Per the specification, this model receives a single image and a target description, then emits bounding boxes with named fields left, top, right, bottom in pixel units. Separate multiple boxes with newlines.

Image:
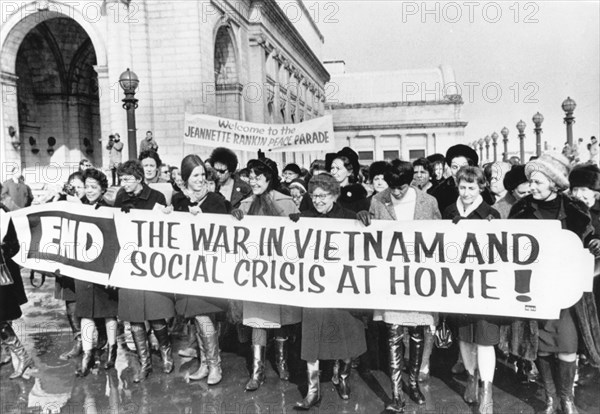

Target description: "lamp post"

left=119, top=68, right=140, bottom=159
left=501, top=127, right=509, bottom=161
left=491, top=132, right=499, bottom=162
left=478, top=138, right=484, bottom=162
left=484, top=135, right=491, bottom=162
left=517, top=120, right=526, bottom=164
left=561, top=97, right=576, bottom=147
left=532, top=112, right=544, bottom=157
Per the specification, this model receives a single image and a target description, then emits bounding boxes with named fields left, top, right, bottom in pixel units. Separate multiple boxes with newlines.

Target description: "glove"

left=54, top=268, right=62, bottom=278
left=452, top=216, right=462, bottom=224
left=289, top=213, right=301, bottom=223
left=95, top=203, right=102, bottom=210
left=486, top=214, right=495, bottom=221
left=121, top=205, right=131, bottom=213
left=231, top=208, right=244, bottom=220
left=589, top=239, right=600, bottom=256
left=356, top=210, right=371, bottom=226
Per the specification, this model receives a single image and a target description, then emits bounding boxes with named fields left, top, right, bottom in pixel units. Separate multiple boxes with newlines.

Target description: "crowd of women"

left=1, top=143, right=600, bottom=414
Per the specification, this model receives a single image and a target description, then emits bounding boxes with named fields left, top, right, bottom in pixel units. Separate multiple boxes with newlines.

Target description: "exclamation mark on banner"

left=515, top=270, right=532, bottom=302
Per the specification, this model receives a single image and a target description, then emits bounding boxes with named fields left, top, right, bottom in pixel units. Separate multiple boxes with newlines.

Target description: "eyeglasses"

left=120, top=176, right=138, bottom=183
left=213, top=168, right=228, bottom=174
left=310, top=193, right=331, bottom=201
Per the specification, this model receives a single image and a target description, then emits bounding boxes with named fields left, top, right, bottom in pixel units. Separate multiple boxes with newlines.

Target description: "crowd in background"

left=2, top=137, right=600, bottom=414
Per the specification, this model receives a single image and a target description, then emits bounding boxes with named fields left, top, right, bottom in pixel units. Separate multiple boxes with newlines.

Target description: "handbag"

left=433, top=316, right=453, bottom=349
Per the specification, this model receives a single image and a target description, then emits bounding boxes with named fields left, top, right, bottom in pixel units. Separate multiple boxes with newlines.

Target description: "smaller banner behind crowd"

left=5, top=202, right=595, bottom=320
left=183, top=113, right=335, bottom=153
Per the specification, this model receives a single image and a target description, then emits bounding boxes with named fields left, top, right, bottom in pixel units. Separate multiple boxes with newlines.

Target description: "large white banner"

left=183, top=113, right=335, bottom=152
left=6, top=202, right=595, bottom=320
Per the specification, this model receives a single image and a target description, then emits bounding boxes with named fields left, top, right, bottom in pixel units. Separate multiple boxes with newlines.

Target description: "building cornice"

left=326, top=96, right=464, bottom=110
left=333, top=121, right=469, bottom=131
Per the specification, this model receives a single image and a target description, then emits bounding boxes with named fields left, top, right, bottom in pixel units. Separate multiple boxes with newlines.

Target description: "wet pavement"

left=1, top=269, right=599, bottom=414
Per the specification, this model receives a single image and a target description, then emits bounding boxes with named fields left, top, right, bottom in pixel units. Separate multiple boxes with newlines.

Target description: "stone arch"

left=1, top=4, right=106, bottom=169
left=213, top=24, right=241, bottom=120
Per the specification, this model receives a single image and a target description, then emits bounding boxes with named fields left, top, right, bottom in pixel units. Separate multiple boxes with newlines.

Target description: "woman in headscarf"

left=171, top=154, right=228, bottom=385
left=293, top=173, right=367, bottom=409
left=443, top=166, right=501, bottom=414
left=74, top=169, right=119, bottom=376
left=361, top=161, right=441, bottom=413
left=114, top=160, right=173, bottom=383
left=231, top=157, right=301, bottom=391
left=510, top=153, right=600, bottom=414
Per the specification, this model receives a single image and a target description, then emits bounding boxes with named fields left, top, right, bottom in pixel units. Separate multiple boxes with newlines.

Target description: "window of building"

left=383, top=150, right=399, bottom=161
left=409, top=149, right=426, bottom=161
left=358, top=151, right=374, bottom=162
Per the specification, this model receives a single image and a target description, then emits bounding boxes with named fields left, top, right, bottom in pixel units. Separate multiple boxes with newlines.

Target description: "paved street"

left=1, top=269, right=598, bottom=414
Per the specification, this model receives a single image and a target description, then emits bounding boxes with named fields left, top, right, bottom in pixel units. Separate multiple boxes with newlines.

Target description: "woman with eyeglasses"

left=231, top=157, right=301, bottom=392
left=74, top=168, right=119, bottom=376
left=360, top=161, right=441, bottom=413
left=169, top=154, right=228, bottom=385
left=114, top=160, right=174, bottom=383
left=293, top=173, right=366, bottom=410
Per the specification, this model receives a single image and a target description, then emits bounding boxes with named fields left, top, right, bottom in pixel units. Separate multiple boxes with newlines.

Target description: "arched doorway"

left=15, top=17, right=100, bottom=168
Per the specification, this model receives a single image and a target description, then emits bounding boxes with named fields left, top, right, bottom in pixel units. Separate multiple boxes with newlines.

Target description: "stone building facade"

left=0, top=0, right=329, bottom=181
left=324, top=61, right=467, bottom=163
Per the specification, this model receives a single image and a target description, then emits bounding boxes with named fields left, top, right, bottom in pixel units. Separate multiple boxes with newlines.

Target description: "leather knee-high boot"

left=556, top=359, right=579, bottom=414
left=187, top=317, right=208, bottom=381
left=294, top=362, right=321, bottom=410
left=274, top=337, right=290, bottom=381
left=131, top=323, right=152, bottom=383
left=407, top=327, right=425, bottom=405
left=153, top=325, right=173, bottom=374
left=0, top=322, right=33, bottom=379
left=385, top=324, right=406, bottom=413
left=178, top=320, right=198, bottom=358
left=60, top=301, right=82, bottom=360
left=245, top=344, right=266, bottom=391
left=536, top=355, right=558, bottom=414
left=197, top=318, right=222, bottom=385
left=334, top=359, right=352, bottom=400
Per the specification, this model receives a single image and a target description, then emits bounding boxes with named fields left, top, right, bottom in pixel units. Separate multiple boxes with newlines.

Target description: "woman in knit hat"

left=509, top=152, right=600, bottom=414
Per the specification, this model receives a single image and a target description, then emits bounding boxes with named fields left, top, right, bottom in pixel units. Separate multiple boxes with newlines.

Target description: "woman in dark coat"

left=171, top=155, right=228, bottom=385
left=443, top=166, right=501, bottom=414
left=74, top=168, right=119, bottom=376
left=0, top=204, right=32, bottom=379
left=114, top=160, right=173, bottom=383
left=325, top=147, right=370, bottom=213
left=509, top=153, right=600, bottom=414
left=293, top=173, right=367, bottom=410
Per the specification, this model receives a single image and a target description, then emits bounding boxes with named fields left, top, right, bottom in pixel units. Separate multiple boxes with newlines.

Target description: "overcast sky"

left=306, top=0, right=599, bottom=153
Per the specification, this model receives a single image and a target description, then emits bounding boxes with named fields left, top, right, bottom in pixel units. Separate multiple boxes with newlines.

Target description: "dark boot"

left=60, top=302, right=82, bottom=360
left=1, top=322, right=34, bottom=379
left=556, top=359, right=579, bottom=414
left=464, top=369, right=480, bottom=404
left=131, top=323, right=152, bottom=383
left=334, top=359, right=352, bottom=400
left=76, top=350, right=94, bottom=377
left=479, top=381, right=493, bottom=414
left=178, top=321, right=198, bottom=358
left=104, top=344, right=117, bottom=370
left=274, top=337, right=290, bottom=381
left=385, top=324, right=406, bottom=413
left=245, top=345, right=266, bottom=391
left=153, top=326, right=173, bottom=374
left=407, top=327, right=425, bottom=405
left=536, top=355, right=558, bottom=414
left=419, top=327, right=434, bottom=382
left=294, top=363, right=321, bottom=410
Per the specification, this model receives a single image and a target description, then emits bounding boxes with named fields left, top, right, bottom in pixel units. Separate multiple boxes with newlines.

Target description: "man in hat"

left=429, top=144, right=479, bottom=213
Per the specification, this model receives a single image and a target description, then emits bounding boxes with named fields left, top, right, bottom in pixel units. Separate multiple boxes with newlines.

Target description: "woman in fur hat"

left=509, top=153, right=600, bottom=414
left=231, top=157, right=301, bottom=392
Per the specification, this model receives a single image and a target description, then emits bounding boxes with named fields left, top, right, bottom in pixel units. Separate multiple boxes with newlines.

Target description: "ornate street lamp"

left=561, top=97, right=576, bottom=146
left=484, top=135, right=491, bottom=162
left=516, top=120, right=526, bottom=164
left=491, top=132, right=499, bottom=162
left=532, top=112, right=544, bottom=157
left=119, top=68, right=140, bottom=159
left=501, top=127, right=509, bottom=162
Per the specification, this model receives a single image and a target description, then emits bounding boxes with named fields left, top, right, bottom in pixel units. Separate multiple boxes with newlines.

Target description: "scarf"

left=456, top=194, right=483, bottom=218
left=247, top=191, right=283, bottom=216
